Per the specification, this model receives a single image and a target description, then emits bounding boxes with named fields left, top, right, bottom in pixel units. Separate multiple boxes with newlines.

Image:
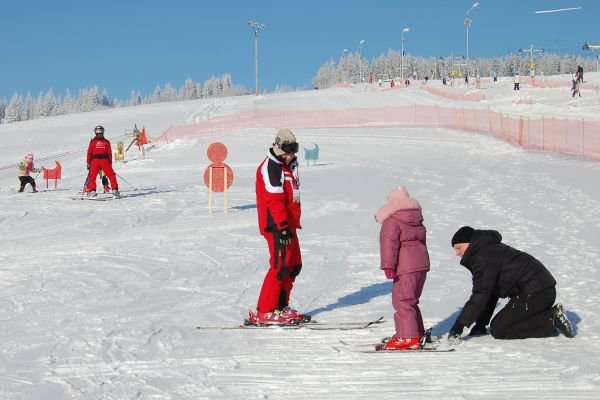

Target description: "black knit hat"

left=451, top=226, right=475, bottom=246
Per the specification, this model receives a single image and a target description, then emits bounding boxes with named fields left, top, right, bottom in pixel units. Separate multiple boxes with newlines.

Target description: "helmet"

left=94, top=125, right=105, bottom=135
left=273, top=128, right=298, bottom=155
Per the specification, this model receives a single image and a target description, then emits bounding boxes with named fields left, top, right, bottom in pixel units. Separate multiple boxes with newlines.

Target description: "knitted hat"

left=451, top=226, right=475, bottom=246
left=25, top=153, right=34, bottom=161
left=272, top=128, right=298, bottom=156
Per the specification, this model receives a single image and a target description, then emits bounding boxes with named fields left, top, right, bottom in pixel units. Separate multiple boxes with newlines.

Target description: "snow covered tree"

left=313, top=59, right=338, bottom=89
left=24, top=93, right=35, bottom=120
left=162, top=83, right=177, bottom=102
left=37, top=88, right=58, bottom=117
left=148, top=86, right=162, bottom=103
left=181, top=79, right=198, bottom=100
left=61, top=89, right=76, bottom=114
left=0, top=98, right=6, bottom=123
left=221, top=74, right=234, bottom=95
left=128, top=90, right=142, bottom=106
left=4, top=94, right=24, bottom=123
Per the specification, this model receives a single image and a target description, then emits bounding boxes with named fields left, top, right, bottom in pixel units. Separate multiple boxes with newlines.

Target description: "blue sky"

left=1, top=0, right=597, bottom=100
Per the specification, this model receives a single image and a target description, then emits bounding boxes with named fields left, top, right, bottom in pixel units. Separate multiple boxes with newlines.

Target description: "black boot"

left=552, top=304, right=574, bottom=338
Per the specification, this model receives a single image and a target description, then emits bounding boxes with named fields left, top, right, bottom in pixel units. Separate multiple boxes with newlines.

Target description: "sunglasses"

left=280, top=142, right=299, bottom=154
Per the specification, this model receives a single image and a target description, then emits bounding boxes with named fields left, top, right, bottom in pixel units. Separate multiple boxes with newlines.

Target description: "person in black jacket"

left=448, top=226, right=574, bottom=340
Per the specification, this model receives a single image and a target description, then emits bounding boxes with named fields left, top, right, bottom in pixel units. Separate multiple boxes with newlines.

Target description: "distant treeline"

left=0, top=74, right=249, bottom=124
left=313, top=51, right=598, bottom=88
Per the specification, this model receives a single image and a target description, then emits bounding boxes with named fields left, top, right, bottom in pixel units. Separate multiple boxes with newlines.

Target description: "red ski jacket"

left=255, top=149, right=301, bottom=235
left=87, top=137, right=113, bottom=165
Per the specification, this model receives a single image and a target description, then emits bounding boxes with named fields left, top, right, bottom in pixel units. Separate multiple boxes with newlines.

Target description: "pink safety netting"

left=156, top=105, right=600, bottom=160
left=423, top=86, right=486, bottom=102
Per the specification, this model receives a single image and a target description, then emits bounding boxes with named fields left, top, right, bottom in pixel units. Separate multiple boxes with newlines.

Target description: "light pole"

left=248, top=20, right=265, bottom=96
left=519, top=45, right=544, bottom=77
left=401, top=27, right=411, bottom=83
left=464, top=2, right=479, bottom=73
left=358, top=39, right=366, bottom=83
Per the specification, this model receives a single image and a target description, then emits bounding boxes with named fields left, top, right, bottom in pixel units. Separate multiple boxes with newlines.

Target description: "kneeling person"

left=449, top=226, right=573, bottom=340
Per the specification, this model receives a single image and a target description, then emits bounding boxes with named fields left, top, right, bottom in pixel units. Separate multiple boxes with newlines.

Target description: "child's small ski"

left=360, top=346, right=455, bottom=354
left=195, top=316, right=385, bottom=331
left=71, top=195, right=114, bottom=201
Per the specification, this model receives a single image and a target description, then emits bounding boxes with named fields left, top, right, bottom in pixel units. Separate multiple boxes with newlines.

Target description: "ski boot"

left=112, top=189, right=121, bottom=199
left=552, top=303, right=574, bottom=338
left=87, top=190, right=97, bottom=198
left=245, top=310, right=297, bottom=326
left=278, top=307, right=311, bottom=323
left=376, top=336, right=422, bottom=351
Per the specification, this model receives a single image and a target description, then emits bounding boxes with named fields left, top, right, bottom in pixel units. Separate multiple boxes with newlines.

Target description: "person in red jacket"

left=247, top=128, right=305, bottom=326
left=86, top=125, right=120, bottom=198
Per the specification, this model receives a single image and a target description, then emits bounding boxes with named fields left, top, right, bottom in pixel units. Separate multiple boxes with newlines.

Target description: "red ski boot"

left=278, top=307, right=311, bottom=323
left=378, top=336, right=422, bottom=351
left=245, top=310, right=296, bottom=326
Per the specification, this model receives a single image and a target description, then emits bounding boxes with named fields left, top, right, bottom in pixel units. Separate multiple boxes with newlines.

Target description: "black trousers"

left=490, top=287, right=557, bottom=339
left=18, top=176, right=36, bottom=192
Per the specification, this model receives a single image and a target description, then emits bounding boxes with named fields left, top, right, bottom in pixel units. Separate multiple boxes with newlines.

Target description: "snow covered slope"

left=1, top=82, right=600, bottom=399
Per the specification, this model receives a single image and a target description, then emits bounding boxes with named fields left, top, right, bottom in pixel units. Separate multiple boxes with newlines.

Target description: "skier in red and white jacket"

left=248, top=128, right=306, bottom=326
left=85, top=125, right=120, bottom=198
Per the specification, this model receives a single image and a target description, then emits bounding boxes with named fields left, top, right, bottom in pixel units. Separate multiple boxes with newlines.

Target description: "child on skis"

left=375, top=186, right=430, bottom=350
left=17, top=153, right=40, bottom=193
left=85, top=125, right=120, bottom=198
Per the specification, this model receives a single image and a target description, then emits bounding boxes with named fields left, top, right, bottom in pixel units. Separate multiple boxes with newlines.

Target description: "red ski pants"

left=87, top=159, right=118, bottom=191
left=256, top=229, right=302, bottom=313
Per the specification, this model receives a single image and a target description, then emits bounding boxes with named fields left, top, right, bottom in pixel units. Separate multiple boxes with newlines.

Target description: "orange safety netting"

left=156, top=105, right=600, bottom=160
left=422, top=86, right=486, bottom=102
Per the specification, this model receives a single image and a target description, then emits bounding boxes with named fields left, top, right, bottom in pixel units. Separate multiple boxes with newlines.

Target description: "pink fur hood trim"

left=375, top=186, right=421, bottom=223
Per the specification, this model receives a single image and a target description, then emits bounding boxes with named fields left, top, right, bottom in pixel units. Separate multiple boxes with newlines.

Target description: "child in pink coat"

left=375, top=186, right=430, bottom=350
left=17, top=153, right=40, bottom=193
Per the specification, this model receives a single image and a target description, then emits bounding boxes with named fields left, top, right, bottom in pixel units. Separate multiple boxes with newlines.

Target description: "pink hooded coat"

left=376, top=187, right=430, bottom=275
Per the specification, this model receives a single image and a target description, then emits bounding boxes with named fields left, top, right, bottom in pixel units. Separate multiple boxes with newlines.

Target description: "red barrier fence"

left=157, top=105, right=600, bottom=160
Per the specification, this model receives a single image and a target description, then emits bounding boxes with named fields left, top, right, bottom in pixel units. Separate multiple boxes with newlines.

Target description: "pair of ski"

left=72, top=195, right=118, bottom=201
left=195, top=317, right=454, bottom=352
left=195, top=316, right=386, bottom=331
left=361, top=329, right=455, bottom=353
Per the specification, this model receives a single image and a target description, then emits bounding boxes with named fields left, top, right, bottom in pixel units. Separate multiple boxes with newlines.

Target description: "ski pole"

left=116, top=173, right=138, bottom=190
left=81, top=175, right=89, bottom=200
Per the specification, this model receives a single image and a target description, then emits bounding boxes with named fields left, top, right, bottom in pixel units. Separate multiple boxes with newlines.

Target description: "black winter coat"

left=456, top=230, right=556, bottom=328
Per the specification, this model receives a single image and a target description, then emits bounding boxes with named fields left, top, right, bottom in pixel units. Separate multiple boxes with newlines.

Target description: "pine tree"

left=4, top=94, right=24, bottom=123
left=0, top=97, right=6, bottom=123
left=181, top=79, right=197, bottom=100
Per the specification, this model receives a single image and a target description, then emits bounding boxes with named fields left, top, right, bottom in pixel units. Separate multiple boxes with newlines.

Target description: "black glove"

left=468, top=323, right=488, bottom=337
left=448, top=322, right=464, bottom=339
left=87, top=163, right=90, bottom=171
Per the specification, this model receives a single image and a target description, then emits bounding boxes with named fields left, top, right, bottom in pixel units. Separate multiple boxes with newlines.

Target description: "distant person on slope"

left=375, top=186, right=430, bottom=350
left=571, top=76, right=581, bottom=98
left=17, top=153, right=40, bottom=193
left=576, top=65, right=583, bottom=83
left=85, top=125, right=120, bottom=198
left=513, top=73, right=520, bottom=91
left=448, top=226, right=574, bottom=341
left=248, top=129, right=305, bottom=326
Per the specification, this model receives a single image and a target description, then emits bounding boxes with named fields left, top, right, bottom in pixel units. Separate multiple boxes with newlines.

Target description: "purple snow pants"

left=392, top=271, right=427, bottom=338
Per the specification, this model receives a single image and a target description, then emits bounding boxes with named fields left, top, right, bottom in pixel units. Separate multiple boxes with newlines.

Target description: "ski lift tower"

left=248, top=20, right=266, bottom=96
left=583, top=42, right=600, bottom=73
left=519, top=45, right=544, bottom=78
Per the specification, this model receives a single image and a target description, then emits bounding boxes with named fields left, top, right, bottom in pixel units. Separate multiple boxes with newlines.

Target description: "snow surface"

left=1, top=78, right=600, bottom=399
